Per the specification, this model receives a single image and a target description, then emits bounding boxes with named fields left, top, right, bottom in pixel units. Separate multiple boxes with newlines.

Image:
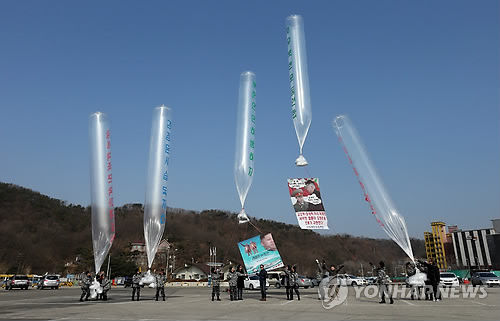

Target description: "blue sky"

left=1, top=0, right=498, bottom=239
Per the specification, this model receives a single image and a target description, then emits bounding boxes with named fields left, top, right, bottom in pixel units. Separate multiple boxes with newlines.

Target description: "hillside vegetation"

left=0, top=182, right=424, bottom=276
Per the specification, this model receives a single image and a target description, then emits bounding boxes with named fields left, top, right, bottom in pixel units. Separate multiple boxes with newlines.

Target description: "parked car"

left=471, top=272, right=500, bottom=287
left=364, top=276, right=377, bottom=285
left=123, top=276, right=133, bottom=288
left=308, top=276, right=320, bottom=287
left=5, top=275, right=30, bottom=290
left=334, top=274, right=367, bottom=286
left=439, top=272, right=459, bottom=287
left=38, top=275, right=60, bottom=290
left=244, top=275, right=269, bottom=290
left=267, top=271, right=283, bottom=288
left=296, top=275, right=313, bottom=288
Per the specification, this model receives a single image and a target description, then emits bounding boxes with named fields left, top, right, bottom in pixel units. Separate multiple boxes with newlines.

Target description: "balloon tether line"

left=303, top=164, right=312, bottom=178
left=248, top=220, right=263, bottom=234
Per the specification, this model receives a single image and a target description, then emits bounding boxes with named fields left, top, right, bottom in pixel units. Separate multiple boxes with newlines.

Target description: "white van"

left=267, top=271, right=284, bottom=288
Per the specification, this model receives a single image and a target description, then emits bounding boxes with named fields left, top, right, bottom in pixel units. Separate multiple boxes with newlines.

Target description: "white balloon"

left=333, top=115, right=414, bottom=262
left=89, top=112, right=115, bottom=274
left=140, top=270, right=156, bottom=286
left=89, top=277, right=102, bottom=299
left=234, top=71, right=256, bottom=224
left=144, top=106, right=173, bottom=268
left=286, top=15, right=312, bottom=166
left=408, top=269, right=427, bottom=286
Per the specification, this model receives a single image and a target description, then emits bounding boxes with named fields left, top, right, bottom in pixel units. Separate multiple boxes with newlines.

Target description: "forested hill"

left=0, top=182, right=425, bottom=276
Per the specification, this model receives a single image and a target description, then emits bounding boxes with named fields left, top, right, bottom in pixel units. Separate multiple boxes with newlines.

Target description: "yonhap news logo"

left=319, top=283, right=489, bottom=308
left=318, top=277, right=348, bottom=309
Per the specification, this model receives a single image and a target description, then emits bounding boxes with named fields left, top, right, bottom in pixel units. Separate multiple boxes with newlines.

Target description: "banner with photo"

left=237, top=233, right=284, bottom=275
left=288, top=178, right=329, bottom=229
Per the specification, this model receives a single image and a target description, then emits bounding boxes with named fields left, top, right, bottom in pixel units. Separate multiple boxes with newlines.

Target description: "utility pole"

left=166, top=246, right=170, bottom=279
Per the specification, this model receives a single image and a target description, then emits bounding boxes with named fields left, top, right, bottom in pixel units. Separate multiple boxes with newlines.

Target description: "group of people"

left=79, top=269, right=167, bottom=302
left=282, top=265, right=300, bottom=300
left=220, top=264, right=301, bottom=302
left=131, top=269, right=167, bottom=301
left=210, top=264, right=268, bottom=302
left=316, top=259, right=394, bottom=304
left=406, top=258, right=442, bottom=301
left=79, top=271, right=111, bottom=302
left=78, top=257, right=443, bottom=304
left=209, top=263, right=304, bottom=302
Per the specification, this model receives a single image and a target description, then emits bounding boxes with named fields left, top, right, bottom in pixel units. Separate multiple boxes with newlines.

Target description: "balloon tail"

left=237, top=209, right=250, bottom=224
left=295, top=154, right=308, bottom=166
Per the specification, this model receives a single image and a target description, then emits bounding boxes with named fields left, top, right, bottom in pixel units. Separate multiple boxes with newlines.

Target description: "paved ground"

left=0, top=286, right=499, bottom=320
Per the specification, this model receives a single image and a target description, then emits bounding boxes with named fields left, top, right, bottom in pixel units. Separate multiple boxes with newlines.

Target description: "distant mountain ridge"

left=0, top=182, right=425, bottom=275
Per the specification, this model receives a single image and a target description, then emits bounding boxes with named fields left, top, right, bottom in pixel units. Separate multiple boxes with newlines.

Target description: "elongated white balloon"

left=234, top=71, right=256, bottom=224
left=333, top=115, right=414, bottom=262
left=144, top=105, right=173, bottom=268
left=286, top=14, right=312, bottom=166
left=89, top=112, right=115, bottom=273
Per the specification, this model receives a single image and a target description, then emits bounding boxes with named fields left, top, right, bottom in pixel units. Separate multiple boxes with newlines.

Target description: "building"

left=486, top=219, right=500, bottom=270
left=451, top=227, right=495, bottom=269
left=492, top=219, right=500, bottom=234
left=172, top=264, right=208, bottom=281
left=130, top=239, right=171, bottom=271
left=487, top=234, right=500, bottom=270
left=424, top=222, right=449, bottom=270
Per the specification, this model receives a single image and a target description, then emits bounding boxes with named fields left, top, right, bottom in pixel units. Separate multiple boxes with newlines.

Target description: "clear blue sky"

left=1, top=0, right=498, bottom=239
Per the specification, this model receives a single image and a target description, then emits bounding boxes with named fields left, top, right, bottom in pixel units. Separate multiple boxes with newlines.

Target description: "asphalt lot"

left=0, top=286, right=499, bottom=320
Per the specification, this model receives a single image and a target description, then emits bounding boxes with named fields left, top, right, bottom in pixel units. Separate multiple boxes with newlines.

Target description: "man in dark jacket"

left=419, top=258, right=441, bottom=301
left=258, top=265, right=267, bottom=301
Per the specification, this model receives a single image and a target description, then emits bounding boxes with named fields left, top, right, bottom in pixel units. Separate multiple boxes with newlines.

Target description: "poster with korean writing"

left=288, top=178, right=329, bottom=229
left=238, top=233, right=284, bottom=275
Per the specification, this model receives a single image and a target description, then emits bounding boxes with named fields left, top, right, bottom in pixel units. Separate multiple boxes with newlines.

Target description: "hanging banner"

left=287, top=178, right=329, bottom=230
left=238, top=234, right=284, bottom=275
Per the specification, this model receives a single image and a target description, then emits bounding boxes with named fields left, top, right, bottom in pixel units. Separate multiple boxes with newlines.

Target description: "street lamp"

left=466, top=235, right=477, bottom=278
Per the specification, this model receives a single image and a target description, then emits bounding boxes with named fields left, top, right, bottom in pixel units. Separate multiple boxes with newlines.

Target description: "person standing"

left=131, top=269, right=142, bottom=301
left=155, top=269, right=166, bottom=301
left=258, top=264, right=267, bottom=301
left=316, top=259, right=343, bottom=300
left=370, top=261, right=393, bottom=304
left=291, top=265, right=300, bottom=300
left=99, top=272, right=111, bottom=301
left=227, top=266, right=238, bottom=301
left=284, top=266, right=292, bottom=300
left=419, top=258, right=441, bottom=302
left=79, top=271, right=91, bottom=302
left=210, top=267, right=222, bottom=301
left=236, top=265, right=246, bottom=300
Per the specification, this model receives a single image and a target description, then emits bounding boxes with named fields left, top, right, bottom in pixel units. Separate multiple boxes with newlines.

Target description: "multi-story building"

left=449, top=219, right=499, bottom=270
left=424, top=222, right=449, bottom=270
left=487, top=219, right=500, bottom=269
left=130, top=239, right=171, bottom=271
left=451, top=228, right=495, bottom=269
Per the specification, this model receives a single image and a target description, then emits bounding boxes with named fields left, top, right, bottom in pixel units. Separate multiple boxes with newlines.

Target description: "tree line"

left=0, top=182, right=424, bottom=277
